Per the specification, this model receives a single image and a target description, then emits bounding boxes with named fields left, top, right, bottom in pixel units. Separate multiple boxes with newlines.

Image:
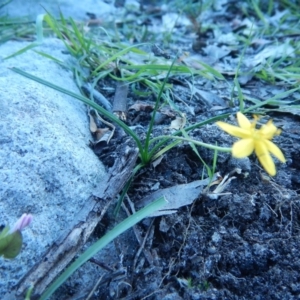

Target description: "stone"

left=0, top=38, right=107, bottom=295
left=2, top=0, right=114, bottom=21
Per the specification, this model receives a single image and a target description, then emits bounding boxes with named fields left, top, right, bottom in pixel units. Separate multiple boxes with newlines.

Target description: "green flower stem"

left=148, top=113, right=232, bottom=159
left=150, top=135, right=232, bottom=160
left=151, top=139, right=181, bottom=161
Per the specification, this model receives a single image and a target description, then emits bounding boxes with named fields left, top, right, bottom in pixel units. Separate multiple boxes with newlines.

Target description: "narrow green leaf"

left=33, top=50, right=64, bottom=64
left=143, top=55, right=178, bottom=162
left=114, top=163, right=144, bottom=216
left=92, top=43, right=149, bottom=76
left=4, top=13, right=45, bottom=59
left=151, top=139, right=181, bottom=161
left=234, top=77, right=244, bottom=111
left=40, top=196, right=166, bottom=300
left=0, top=0, right=12, bottom=9
left=4, top=42, right=39, bottom=60
left=35, top=13, right=46, bottom=42
left=69, top=18, right=87, bottom=52
left=182, top=129, right=213, bottom=179
left=10, top=67, right=144, bottom=154
left=193, top=60, right=225, bottom=79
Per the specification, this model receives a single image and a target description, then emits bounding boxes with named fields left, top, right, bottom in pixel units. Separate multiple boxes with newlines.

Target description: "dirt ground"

left=89, top=86, right=300, bottom=300
left=60, top=1, right=300, bottom=299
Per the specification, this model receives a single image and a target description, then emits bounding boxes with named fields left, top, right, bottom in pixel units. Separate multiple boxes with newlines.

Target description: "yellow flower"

left=216, top=112, right=286, bottom=176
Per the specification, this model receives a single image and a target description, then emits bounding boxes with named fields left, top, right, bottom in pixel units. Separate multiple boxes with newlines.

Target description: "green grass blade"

left=251, top=0, right=268, bottom=26
left=69, top=17, right=89, bottom=53
left=35, top=13, right=45, bottom=42
left=4, top=42, right=40, bottom=59
left=40, top=196, right=166, bottom=300
left=267, top=0, right=274, bottom=15
left=25, top=285, right=34, bottom=300
left=142, top=56, right=178, bottom=162
left=244, top=87, right=300, bottom=112
left=3, top=13, right=45, bottom=59
left=91, top=43, right=148, bottom=76
left=182, top=129, right=213, bottom=180
left=43, top=13, right=60, bottom=36
left=192, top=60, right=225, bottom=80
left=33, top=50, right=65, bottom=65
left=234, top=77, right=244, bottom=111
left=113, top=163, right=144, bottom=216
left=43, top=13, right=78, bottom=56
left=151, top=139, right=181, bottom=161
left=0, top=0, right=12, bottom=9
left=212, top=145, right=218, bottom=175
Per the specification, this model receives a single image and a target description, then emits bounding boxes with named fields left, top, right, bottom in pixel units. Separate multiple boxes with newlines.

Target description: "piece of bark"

left=4, top=146, right=139, bottom=300
left=112, top=82, right=128, bottom=121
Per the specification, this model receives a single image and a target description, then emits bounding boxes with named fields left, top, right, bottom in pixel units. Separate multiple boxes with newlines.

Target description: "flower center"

left=250, top=126, right=262, bottom=140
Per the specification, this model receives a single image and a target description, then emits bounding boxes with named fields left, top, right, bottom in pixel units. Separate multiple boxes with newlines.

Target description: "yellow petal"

left=255, top=141, right=276, bottom=176
left=216, top=122, right=251, bottom=138
left=265, top=140, right=286, bottom=163
left=260, top=120, right=280, bottom=139
left=232, top=138, right=254, bottom=158
left=237, top=112, right=251, bottom=129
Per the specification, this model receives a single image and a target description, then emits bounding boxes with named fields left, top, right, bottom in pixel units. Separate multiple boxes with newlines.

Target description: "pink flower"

left=10, top=214, right=33, bottom=233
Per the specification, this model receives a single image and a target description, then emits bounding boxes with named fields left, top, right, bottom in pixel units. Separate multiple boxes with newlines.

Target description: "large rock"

left=0, top=39, right=107, bottom=294
left=2, top=0, right=114, bottom=21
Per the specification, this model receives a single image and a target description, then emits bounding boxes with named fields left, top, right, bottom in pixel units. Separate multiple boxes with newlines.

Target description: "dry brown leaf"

left=169, top=114, right=186, bottom=130
left=159, top=107, right=176, bottom=118
left=95, top=128, right=110, bottom=141
left=129, top=101, right=154, bottom=112
left=136, top=175, right=218, bottom=217
left=89, top=113, right=98, bottom=133
left=152, top=155, right=164, bottom=168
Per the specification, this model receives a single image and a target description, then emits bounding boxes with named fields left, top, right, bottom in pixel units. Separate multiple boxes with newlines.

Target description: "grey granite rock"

left=0, top=39, right=107, bottom=295
left=2, top=0, right=115, bottom=21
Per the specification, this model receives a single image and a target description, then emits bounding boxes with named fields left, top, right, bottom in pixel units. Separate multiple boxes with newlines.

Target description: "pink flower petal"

left=11, top=214, right=33, bottom=233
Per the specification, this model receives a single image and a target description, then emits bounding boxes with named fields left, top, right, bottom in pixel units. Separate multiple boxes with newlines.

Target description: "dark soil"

left=67, top=1, right=300, bottom=299
left=88, top=82, right=300, bottom=300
